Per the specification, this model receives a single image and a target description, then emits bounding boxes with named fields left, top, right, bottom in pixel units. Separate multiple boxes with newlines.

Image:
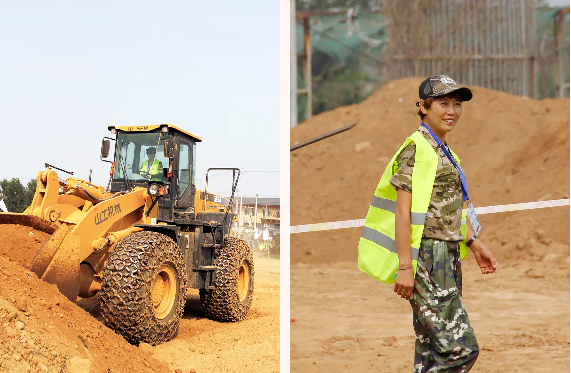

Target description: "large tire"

left=100, top=231, right=187, bottom=345
left=199, top=237, right=254, bottom=322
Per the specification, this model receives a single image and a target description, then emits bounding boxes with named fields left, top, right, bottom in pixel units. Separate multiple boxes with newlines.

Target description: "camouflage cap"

left=418, top=75, right=472, bottom=102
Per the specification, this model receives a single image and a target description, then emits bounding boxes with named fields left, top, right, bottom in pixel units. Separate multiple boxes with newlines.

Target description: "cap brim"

left=437, top=86, right=472, bottom=101
left=454, top=87, right=473, bottom=101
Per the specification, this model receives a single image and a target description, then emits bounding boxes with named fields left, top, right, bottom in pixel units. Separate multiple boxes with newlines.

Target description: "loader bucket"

left=0, top=213, right=81, bottom=301
left=0, top=213, right=58, bottom=235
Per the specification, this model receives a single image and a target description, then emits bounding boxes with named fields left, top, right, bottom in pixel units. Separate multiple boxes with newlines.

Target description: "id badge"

left=466, top=203, right=481, bottom=236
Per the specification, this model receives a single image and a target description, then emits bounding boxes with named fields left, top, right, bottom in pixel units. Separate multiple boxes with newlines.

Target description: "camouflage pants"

left=409, top=238, right=479, bottom=373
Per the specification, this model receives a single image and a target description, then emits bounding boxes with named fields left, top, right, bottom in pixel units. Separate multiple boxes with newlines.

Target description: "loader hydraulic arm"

left=6, top=167, right=153, bottom=301
left=25, top=169, right=61, bottom=218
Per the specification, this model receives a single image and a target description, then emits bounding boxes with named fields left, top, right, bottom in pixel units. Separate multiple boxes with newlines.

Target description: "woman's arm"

left=466, top=221, right=499, bottom=274
left=394, top=187, right=415, bottom=299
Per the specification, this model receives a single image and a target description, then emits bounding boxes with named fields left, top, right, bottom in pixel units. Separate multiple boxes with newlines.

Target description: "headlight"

left=149, top=184, right=159, bottom=196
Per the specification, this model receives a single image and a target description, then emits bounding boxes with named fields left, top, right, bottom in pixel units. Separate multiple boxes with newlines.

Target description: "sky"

left=0, top=1, right=279, bottom=198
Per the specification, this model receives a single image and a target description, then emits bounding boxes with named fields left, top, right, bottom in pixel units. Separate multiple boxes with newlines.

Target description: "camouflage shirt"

left=389, top=126, right=464, bottom=242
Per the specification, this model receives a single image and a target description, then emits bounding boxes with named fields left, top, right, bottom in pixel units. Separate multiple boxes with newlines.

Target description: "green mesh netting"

left=296, top=8, right=569, bottom=122
left=296, top=13, right=387, bottom=121
left=296, top=13, right=387, bottom=66
left=536, top=7, right=570, bottom=98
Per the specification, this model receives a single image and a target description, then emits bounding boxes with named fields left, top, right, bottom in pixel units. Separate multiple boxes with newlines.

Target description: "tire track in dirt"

left=145, top=257, right=280, bottom=372
left=291, top=260, right=569, bottom=372
left=79, top=256, right=280, bottom=373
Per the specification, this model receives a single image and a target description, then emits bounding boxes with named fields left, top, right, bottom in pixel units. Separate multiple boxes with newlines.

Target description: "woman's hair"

left=417, top=92, right=463, bottom=119
left=417, top=97, right=435, bottom=120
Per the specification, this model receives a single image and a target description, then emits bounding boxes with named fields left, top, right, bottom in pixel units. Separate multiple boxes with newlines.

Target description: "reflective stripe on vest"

left=371, top=196, right=427, bottom=226
left=361, top=226, right=420, bottom=260
left=358, top=131, right=468, bottom=284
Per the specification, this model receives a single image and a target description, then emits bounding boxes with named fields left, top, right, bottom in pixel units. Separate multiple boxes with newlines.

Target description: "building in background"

left=232, top=197, right=280, bottom=256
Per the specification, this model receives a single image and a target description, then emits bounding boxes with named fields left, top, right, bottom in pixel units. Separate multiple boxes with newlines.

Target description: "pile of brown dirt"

left=291, top=77, right=570, bottom=265
left=0, top=225, right=51, bottom=268
left=0, top=223, right=279, bottom=373
left=0, top=225, right=173, bottom=373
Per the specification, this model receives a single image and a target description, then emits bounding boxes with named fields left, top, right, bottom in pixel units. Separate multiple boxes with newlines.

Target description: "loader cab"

left=105, top=124, right=202, bottom=222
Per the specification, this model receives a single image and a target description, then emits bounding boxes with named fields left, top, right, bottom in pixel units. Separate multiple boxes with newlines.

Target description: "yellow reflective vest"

left=358, top=131, right=468, bottom=284
left=140, top=159, right=162, bottom=178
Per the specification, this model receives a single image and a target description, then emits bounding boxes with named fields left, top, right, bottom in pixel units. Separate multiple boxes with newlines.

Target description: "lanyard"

left=421, top=123, right=470, bottom=202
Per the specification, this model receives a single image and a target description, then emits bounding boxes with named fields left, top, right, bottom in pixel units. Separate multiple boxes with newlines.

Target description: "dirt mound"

left=291, top=77, right=570, bottom=265
left=291, top=258, right=570, bottom=372
left=0, top=225, right=51, bottom=268
left=0, top=226, right=172, bottom=373
left=0, top=224, right=279, bottom=372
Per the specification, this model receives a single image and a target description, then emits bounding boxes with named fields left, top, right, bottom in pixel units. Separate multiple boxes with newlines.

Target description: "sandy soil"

left=81, top=256, right=280, bottom=373
left=0, top=225, right=51, bottom=268
left=290, top=78, right=570, bottom=372
left=0, top=226, right=279, bottom=373
left=291, top=257, right=569, bottom=373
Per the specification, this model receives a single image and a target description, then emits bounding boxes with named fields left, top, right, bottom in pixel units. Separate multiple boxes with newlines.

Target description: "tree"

left=24, top=179, right=37, bottom=209
left=311, top=62, right=376, bottom=115
left=0, top=178, right=37, bottom=213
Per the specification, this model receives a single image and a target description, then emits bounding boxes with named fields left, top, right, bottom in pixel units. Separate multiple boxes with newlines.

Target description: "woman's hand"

left=471, top=240, right=498, bottom=274
left=466, top=219, right=498, bottom=274
left=394, top=268, right=415, bottom=300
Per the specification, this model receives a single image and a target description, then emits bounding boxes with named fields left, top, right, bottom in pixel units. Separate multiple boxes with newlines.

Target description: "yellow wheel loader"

left=0, top=124, right=254, bottom=346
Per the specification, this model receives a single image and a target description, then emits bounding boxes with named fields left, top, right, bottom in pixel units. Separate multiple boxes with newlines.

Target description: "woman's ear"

left=419, top=99, right=428, bottom=115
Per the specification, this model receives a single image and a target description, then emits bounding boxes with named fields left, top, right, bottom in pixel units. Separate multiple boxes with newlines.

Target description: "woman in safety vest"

left=358, top=75, right=498, bottom=372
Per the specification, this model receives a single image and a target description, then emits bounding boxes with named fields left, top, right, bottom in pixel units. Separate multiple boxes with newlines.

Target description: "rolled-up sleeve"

left=389, top=142, right=415, bottom=193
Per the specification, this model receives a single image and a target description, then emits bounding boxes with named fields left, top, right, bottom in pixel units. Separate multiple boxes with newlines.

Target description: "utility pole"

left=291, top=0, right=298, bottom=127
left=254, top=193, right=258, bottom=239
left=295, top=12, right=312, bottom=122
left=301, top=15, right=312, bottom=121
left=234, top=188, right=239, bottom=236
left=239, top=191, right=243, bottom=238
left=264, top=204, right=268, bottom=238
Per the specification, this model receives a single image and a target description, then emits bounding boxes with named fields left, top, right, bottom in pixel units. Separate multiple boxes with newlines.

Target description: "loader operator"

left=140, top=147, right=164, bottom=181
left=358, top=75, right=498, bottom=372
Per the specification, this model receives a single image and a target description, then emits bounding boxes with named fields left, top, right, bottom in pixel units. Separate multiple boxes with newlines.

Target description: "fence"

left=388, top=0, right=538, bottom=97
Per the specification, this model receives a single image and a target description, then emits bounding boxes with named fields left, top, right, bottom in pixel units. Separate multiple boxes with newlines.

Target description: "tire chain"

left=199, top=237, right=254, bottom=322
left=100, top=231, right=188, bottom=346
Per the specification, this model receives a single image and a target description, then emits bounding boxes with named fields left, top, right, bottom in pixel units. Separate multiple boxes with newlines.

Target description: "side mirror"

left=164, top=138, right=174, bottom=158
left=101, top=139, right=110, bottom=158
